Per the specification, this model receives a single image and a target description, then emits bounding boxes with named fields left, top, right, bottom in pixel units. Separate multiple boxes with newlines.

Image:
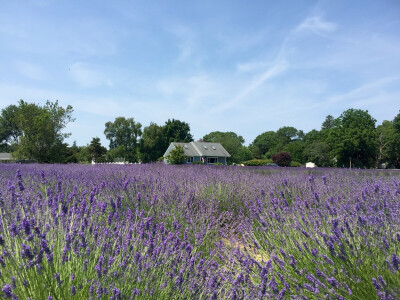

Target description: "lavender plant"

left=0, top=164, right=399, bottom=299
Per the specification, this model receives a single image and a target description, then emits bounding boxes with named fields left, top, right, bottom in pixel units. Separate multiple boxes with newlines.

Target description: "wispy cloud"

left=157, top=75, right=224, bottom=109
left=213, top=60, right=288, bottom=112
left=167, top=25, right=197, bottom=63
left=217, top=28, right=270, bottom=54
left=15, top=61, right=46, bottom=81
left=69, top=62, right=113, bottom=88
left=295, top=16, right=337, bottom=36
left=237, top=60, right=271, bottom=73
left=324, top=77, right=400, bottom=106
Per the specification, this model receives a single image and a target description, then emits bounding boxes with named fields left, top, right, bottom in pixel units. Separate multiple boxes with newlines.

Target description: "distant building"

left=306, top=162, right=316, bottom=168
left=0, top=153, right=14, bottom=163
left=163, top=142, right=231, bottom=165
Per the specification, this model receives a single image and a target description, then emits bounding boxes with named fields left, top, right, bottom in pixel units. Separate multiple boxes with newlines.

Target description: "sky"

left=0, top=0, right=399, bottom=147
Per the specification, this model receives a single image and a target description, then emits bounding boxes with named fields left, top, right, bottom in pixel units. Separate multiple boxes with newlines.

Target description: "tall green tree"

left=0, top=104, right=21, bottom=151
left=276, top=126, right=300, bottom=145
left=304, top=141, right=331, bottom=166
left=63, top=141, right=79, bottom=163
left=393, top=110, right=400, bottom=133
left=249, top=131, right=278, bottom=158
left=282, top=140, right=304, bottom=163
left=140, top=122, right=166, bottom=163
left=163, top=119, right=193, bottom=145
left=376, top=116, right=400, bottom=168
left=7, top=100, right=74, bottom=163
left=391, top=111, right=400, bottom=168
left=321, top=115, right=336, bottom=130
left=104, top=117, right=142, bottom=162
left=76, top=145, right=92, bottom=164
left=302, top=129, right=332, bottom=166
left=203, top=131, right=245, bottom=164
left=329, top=109, right=377, bottom=168
left=235, top=146, right=253, bottom=163
left=88, top=137, right=107, bottom=163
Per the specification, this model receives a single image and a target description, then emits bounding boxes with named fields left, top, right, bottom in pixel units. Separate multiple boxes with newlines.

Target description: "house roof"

left=171, top=142, right=231, bottom=157
left=172, top=142, right=200, bottom=157
left=0, top=153, right=12, bottom=160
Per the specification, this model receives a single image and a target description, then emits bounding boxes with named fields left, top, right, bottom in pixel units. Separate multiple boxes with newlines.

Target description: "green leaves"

left=329, top=109, right=377, bottom=168
left=88, top=137, right=107, bottom=163
left=140, top=123, right=166, bottom=163
left=104, top=117, right=142, bottom=163
left=1, top=100, right=74, bottom=163
left=165, top=145, right=186, bottom=164
left=163, top=119, right=193, bottom=145
left=203, top=131, right=248, bottom=164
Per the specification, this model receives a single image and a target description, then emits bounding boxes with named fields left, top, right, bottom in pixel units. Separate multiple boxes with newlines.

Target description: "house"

left=163, top=142, right=231, bottom=165
left=306, top=162, right=316, bottom=168
left=0, top=153, right=14, bottom=163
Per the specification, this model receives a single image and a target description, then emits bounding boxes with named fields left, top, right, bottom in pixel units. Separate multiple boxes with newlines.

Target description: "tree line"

left=1, top=100, right=399, bottom=168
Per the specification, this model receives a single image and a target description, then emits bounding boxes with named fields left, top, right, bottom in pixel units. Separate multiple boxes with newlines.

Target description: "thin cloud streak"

left=295, top=16, right=337, bottom=35
left=15, top=61, right=46, bottom=81
left=212, top=60, right=288, bottom=112
left=324, top=77, right=400, bottom=105
left=69, top=62, right=113, bottom=88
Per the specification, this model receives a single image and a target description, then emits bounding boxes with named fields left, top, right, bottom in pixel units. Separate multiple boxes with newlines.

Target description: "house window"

left=187, top=156, right=194, bottom=163
left=207, top=157, right=218, bottom=164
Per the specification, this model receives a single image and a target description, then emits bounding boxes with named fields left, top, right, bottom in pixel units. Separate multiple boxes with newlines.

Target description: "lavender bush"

left=0, top=164, right=399, bottom=299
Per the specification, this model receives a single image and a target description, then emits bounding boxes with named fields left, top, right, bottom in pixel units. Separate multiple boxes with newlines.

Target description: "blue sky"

left=1, top=1, right=399, bottom=147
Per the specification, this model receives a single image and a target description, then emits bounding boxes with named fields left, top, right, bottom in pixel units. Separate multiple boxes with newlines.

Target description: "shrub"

left=192, top=161, right=204, bottom=165
left=290, top=161, right=302, bottom=167
left=244, top=159, right=272, bottom=166
left=165, top=145, right=186, bottom=164
left=272, top=151, right=291, bottom=167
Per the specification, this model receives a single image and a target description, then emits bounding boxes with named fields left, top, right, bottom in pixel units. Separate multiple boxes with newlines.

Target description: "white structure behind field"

left=306, top=162, right=316, bottom=168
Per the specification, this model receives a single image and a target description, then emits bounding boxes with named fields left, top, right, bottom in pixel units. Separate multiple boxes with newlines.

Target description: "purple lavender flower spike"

left=372, top=278, right=381, bottom=290
left=392, top=253, right=400, bottom=270
left=2, top=284, right=13, bottom=298
left=71, top=285, right=77, bottom=295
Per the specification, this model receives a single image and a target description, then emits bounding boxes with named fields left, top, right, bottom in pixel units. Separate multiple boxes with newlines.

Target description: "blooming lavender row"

left=0, top=164, right=399, bottom=299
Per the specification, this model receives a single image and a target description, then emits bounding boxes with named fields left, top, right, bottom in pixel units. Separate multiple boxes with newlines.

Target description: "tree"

left=272, top=152, right=291, bottom=167
left=321, top=115, right=336, bottom=130
left=63, top=141, right=79, bottom=163
left=236, top=146, right=253, bottom=163
left=203, top=131, right=245, bottom=164
left=376, top=119, right=400, bottom=168
left=282, top=140, right=304, bottom=163
left=276, top=126, right=300, bottom=144
left=0, top=104, right=21, bottom=152
left=6, top=100, right=74, bottom=163
left=249, top=131, right=278, bottom=158
left=165, top=145, right=186, bottom=164
left=329, top=109, right=377, bottom=168
left=76, top=145, right=92, bottom=164
left=393, top=110, right=400, bottom=133
left=302, top=129, right=332, bottom=166
left=104, top=117, right=142, bottom=162
left=140, top=123, right=166, bottom=163
left=163, top=119, right=193, bottom=145
left=304, top=141, right=331, bottom=167
left=88, top=137, right=107, bottom=163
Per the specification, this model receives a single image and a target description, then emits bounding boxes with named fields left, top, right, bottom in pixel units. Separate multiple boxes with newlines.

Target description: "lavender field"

left=0, top=164, right=399, bottom=299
